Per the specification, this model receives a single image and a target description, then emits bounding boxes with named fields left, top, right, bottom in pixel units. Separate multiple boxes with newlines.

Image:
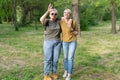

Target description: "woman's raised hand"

left=47, top=3, right=53, bottom=12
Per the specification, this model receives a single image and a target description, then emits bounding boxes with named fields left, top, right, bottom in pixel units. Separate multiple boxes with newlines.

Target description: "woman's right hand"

left=47, top=3, right=53, bottom=12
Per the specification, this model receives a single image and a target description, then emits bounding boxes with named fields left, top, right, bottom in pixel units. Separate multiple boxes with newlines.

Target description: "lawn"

left=0, top=22, right=120, bottom=80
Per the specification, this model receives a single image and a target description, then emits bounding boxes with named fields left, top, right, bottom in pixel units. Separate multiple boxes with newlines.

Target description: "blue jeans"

left=62, top=41, right=77, bottom=74
left=44, top=40, right=61, bottom=75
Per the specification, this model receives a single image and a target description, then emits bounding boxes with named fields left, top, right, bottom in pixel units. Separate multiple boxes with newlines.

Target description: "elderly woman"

left=40, top=3, right=61, bottom=80
left=60, top=9, right=78, bottom=80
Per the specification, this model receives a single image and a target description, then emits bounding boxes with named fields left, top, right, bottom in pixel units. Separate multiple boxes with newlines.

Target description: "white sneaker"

left=63, top=71, right=67, bottom=78
left=65, top=77, right=71, bottom=80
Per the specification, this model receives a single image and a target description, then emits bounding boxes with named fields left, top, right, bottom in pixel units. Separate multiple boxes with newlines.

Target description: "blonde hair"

left=64, top=9, right=72, bottom=15
left=50, top=8, right=58, bottom=13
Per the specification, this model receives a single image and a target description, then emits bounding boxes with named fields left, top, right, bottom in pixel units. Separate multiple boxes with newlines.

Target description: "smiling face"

left=49, top=9, right=58, bottom=21
left=63, top=9, right=71, bottom=19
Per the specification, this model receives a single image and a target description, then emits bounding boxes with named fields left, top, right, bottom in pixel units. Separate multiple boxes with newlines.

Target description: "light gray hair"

left=64, top=9, right=72, bottom=14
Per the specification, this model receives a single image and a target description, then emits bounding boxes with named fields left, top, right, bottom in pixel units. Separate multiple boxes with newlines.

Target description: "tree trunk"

left=21, top=5, right=30, bottom=25
left=13, top=0, right=18, bottom=31
left=72, top=0, right=81, bottom=37
left=111, top=0, right=116, bottom=34
left=0, top=17, right=2, bottom=24
left=29, top=11, right=33, bottom=23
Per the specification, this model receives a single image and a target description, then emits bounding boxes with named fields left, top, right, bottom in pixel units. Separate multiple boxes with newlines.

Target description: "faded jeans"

left=44, top=40, right=61, bottom=75
left=62, top=41, right=77, bottom=74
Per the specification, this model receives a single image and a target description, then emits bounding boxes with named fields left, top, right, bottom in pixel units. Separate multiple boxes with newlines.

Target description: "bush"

left=103, top=12, right=111, bottom=21
left=80, top=18, right=89, bottom=31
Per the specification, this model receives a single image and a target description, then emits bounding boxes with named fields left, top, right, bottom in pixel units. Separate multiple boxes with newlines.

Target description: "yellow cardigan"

left=60, top=19, right=78, bottom=42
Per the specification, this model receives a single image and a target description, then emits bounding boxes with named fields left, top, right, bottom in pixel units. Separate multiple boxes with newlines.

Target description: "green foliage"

left=103, top=12, right=111, bottom=21
left=54, top=0, right=72, bottom=17
left=0, top=0, right=13, bottom=22
left=79, top=0, right=110, bottom=30
left=0, top=0, right=120, bottom=30
left=80, top=18, right=89, bottom=30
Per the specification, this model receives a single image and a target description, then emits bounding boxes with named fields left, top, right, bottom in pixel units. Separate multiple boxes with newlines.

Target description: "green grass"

left=0, top=22, right=120, bottom=80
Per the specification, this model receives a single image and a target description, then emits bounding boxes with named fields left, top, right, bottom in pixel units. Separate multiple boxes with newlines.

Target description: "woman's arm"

left=72, top=21, right=78, bottom=35
left=61, top=17, right=73, bottom=31
left=40, top=3, right=53, bottom=25
left=40, top=11, right=49, bottom=25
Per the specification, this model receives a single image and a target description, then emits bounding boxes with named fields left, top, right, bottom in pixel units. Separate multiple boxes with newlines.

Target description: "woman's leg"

left=67, top=41, right=77, bottom=74
left=52, top=41, right=61, bottom=73
left=62, top=42, right=69, bottom=72
left=44, top=40, right=53, bottom=75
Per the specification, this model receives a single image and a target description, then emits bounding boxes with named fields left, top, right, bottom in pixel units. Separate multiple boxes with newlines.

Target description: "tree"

left=72, top=0, right=80, bottom=36
left=111, top=0, right=116, bottom=34
left=18, top=0, right=51, bottom=25
left=0, top=0, right=13, bottom=23
left=13, top=0, right=18, bottom=31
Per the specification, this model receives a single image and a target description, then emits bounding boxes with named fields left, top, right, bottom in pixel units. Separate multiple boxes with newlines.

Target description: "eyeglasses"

left=51, top=13, right=57, bottom=16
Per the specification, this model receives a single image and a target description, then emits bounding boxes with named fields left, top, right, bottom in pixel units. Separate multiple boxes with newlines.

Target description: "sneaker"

left=44, top=75, right=52, bottom=80
left=51, top=73, right=58, bottom=79
left=65, top=77, right=71, bottom=80
left=63, top=71, right=67, bottom=78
